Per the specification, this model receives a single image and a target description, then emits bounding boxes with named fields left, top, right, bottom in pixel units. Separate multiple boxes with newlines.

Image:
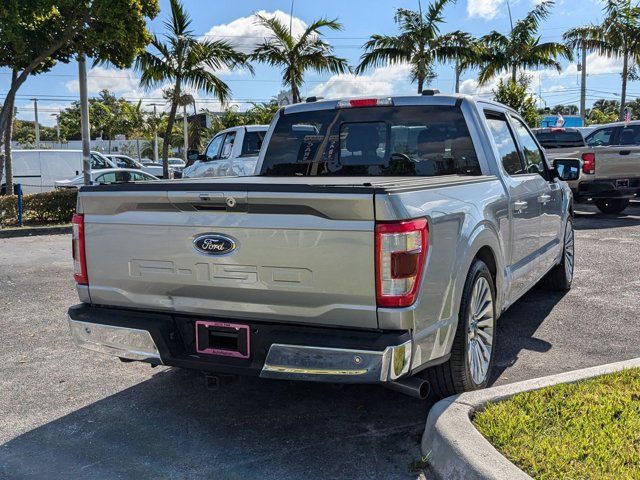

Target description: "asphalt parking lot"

left=1, top=201, right=640, bottom=480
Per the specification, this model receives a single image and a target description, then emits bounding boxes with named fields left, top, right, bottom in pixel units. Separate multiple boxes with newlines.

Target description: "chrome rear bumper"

left=260, top=341, right=412, bottom=383
left=68, top=318, right=162, bottom=363
left=67, top=314, right=412, bottom=383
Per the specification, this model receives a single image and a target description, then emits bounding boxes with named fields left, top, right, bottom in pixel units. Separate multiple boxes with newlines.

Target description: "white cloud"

left=467, top=0, right=505, bottom=20
left=564, top=52, right=623, bottom=76
left=65, top=66, right=140, bottom=95
left=547, top=85, right=567, bottom=92
left=203, top=10, right=307, bottom=54
left=310, top=63, right=414, bottom=99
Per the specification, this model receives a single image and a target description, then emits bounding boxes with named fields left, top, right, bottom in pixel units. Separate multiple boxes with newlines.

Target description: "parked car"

left=55, top=168, right=158, bottom=189
left=534, top=124, right=640, bottom=214
left=106, top=154, right=165, bottom=178
left=182, top=125, right=268, bottom=178
left=67, top=94, right=577, bottom=399
left=1, top=150, right=117, bottom=194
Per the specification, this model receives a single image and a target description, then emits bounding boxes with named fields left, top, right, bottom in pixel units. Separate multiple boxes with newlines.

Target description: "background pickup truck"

left=535, top=124, right=640, bottom=214
left=182, top=125, right=268, bottom=179
left=68, top=94, right=578, bottom=399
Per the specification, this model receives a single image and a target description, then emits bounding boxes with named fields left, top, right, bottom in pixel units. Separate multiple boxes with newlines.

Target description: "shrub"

left=0, top=189, right=78, bottom=226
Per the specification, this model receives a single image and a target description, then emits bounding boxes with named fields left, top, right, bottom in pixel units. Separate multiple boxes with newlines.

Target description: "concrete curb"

left=0, top=225, right=71, bottom=238
left=421, top=357, right=640, bottom=480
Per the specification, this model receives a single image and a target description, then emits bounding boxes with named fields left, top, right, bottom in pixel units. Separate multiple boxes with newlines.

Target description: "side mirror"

left=553, top=158, right=581, bottom=182
left=187, top=150, right=200, bottom=161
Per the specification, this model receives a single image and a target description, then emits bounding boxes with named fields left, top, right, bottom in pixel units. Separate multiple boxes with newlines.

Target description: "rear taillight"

left=581, top=152, right=595, bottom=174
left=72, top=214, right=88, bottom=285
left=375, top=218, right=428, bottom=308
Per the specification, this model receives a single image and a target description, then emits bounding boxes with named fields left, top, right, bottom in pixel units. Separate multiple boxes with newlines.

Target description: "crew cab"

left=67, top=94, right=578, bottom=399
left=182, top=125, right=268, bottom=179
left=535, top=124, right=640, bottom=214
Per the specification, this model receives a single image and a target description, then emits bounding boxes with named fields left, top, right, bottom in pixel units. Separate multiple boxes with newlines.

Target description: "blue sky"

left=0, top=0, right=632, bottom=126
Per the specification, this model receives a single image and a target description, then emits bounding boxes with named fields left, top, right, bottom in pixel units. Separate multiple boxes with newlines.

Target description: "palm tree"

left=563, top=26, right=595, bottom=123
left=565, top=0, right=640, bottom=121
left=473, top=1, right=572, bottom=85
left=251, top=15, right=349, bottom=104
left=356, top=0, right=475, bottom=93
left=135, top=0, right=251, bottom=177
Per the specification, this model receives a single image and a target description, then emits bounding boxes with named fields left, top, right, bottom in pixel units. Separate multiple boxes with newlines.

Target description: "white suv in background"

left=182, top=125, right=268, bottom=178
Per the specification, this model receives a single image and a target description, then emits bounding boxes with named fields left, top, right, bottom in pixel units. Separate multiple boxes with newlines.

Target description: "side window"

left=511, top=117, right=547, bottom=176
left=586, top=127, right=615, bottom=147
left=95, top=172, right=116, bottom=184
left=115, top=171, right=132, bottom=183
left=90, top=153, right=109, bottom=169
left=618, top=125, right=640, bottom=145
left=485, top=113, right=523, bottom=176
left=241, top=131, right=265, bottom=157
left=220, top=132, right=236, bottom=159
left=205, top=134, right=224, bottom=161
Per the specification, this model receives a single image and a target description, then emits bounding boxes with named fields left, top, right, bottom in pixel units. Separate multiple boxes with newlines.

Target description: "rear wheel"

left=595, top=198, right=629, bottom=214
left=543, top=218, right=574, bottom=291
left=422, top=259, right=496, bottom=398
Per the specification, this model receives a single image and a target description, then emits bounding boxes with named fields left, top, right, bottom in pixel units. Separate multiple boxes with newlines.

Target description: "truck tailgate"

left=593, top=145, right=640, bottom=180
left=80, top=183, right=378, bottom=329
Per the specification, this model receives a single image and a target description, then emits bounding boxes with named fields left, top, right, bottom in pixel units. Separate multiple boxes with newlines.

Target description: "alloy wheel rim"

left=467, top=276, right=494, bottom=385
left=564, top=222, right=575, bottom=283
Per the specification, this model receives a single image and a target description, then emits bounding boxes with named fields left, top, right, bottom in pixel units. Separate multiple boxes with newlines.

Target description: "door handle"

left=513, top=200, right=528, bottom=212
left=619, top=150, right=631, bottom=155
left=537, top=194, right=551, bottom=204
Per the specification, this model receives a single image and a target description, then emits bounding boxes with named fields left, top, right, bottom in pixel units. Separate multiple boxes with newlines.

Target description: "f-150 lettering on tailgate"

left=128, top=259, right=312, bottom=287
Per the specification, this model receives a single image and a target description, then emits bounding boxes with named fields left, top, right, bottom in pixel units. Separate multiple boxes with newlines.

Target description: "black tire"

left=543, top=219, right=574, bottom=291
left=421, top=259, right=497, bottom=399
left=595, top=198, right=629, bottom=214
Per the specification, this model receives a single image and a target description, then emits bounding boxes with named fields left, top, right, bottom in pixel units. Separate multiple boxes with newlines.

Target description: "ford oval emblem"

left=193, top=234, right=236, bottom=255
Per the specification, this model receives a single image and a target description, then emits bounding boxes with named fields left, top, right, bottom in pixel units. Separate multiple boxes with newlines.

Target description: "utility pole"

left=149, top=103, right=160, bottom=163
left=78, top=54, right=92, bottom=186
left=31, top=99, right=40, bottom=147
left=51, top=112, right=60, bottom=145
left=580, top=41, right=587, bottom=126
left=183, top=103, right=188, bottom=162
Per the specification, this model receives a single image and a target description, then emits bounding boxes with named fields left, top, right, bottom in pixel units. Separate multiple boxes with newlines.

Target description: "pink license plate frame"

left=195, top=320, right=250, bottom=359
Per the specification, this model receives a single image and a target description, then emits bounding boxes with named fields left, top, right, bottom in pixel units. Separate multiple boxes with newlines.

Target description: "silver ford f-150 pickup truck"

left=68, top=94, right=579, bottom=398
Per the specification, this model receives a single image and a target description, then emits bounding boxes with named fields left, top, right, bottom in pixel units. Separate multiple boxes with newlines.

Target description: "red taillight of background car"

left=375, top=218, right=428, bottom=308
left=72, top=214, right=88, bottom=285
left=581, top=152, right=596, bottom=174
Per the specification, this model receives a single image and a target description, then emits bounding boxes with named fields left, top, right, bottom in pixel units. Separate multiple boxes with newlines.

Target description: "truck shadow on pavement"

left=0, top=367, right=430, bottom=480
left=573, top=202, right=640, bottom=230
left=490, top=287, right=567, bottom=385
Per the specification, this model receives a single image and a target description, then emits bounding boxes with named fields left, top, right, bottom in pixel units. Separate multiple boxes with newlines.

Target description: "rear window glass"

left=241, top=131, right=266, bottom=157
left=534, top=130, right=585, bottom=149
left=260, top=106, right=481, bottom=177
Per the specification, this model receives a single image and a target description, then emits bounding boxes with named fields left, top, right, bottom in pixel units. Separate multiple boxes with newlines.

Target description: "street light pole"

left=580, top=41, right=587, bottom=126
left=78, top=54, right=92, bottom=186
left=31, top=99, right=40, bottom=147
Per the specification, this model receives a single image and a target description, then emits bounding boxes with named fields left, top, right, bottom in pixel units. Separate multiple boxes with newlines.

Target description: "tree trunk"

left=417, top=43, right=425, bottom=94
left=511, top=64, right=517, bottom=83
left=291, top=82, right=300, bottom=104
left=162, top=79, right=181, bottom=178
left=620, top=51, right=629, bottom=121
left=3, top=71, right=16, bottom=195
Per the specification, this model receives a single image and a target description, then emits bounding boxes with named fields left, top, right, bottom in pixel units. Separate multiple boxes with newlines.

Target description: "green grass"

left=473, top=369, right=640, bottom=480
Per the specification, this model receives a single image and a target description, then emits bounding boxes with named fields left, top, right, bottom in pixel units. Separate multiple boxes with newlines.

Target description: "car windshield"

left=260, top=105, right=481, bottom=177
left=534, top=130, right=585, bottom=149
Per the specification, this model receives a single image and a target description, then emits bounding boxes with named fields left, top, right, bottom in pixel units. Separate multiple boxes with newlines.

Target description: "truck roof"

left=280, top=93, right=515, bottom=115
